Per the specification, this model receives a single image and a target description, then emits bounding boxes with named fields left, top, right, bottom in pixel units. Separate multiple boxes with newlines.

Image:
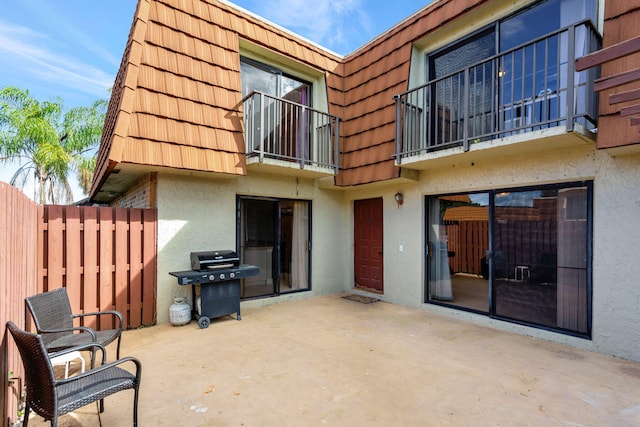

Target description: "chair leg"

left=99, top=398, right=105, bottom=413
left=116, top=336, right=121, bottom=359
left=22, top=403, right=30, bottom=427
left=133, top=387, right=140, bottom=427
left=50, top=409, right=58, bottom=427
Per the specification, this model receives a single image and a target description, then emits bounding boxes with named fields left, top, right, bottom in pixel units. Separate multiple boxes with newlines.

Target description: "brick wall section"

left=113, top=173, right=158, bottom=208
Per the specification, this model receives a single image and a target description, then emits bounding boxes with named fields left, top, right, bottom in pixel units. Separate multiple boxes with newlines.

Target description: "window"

left=241, top=57, right=314, bottom=162
left=426, top=182, right=592, bottom=337
left=240, top=57, right=311, bottom=106
left=423, top=0, right=597, bottom=144
left=238, top=197, right=311, bottom=299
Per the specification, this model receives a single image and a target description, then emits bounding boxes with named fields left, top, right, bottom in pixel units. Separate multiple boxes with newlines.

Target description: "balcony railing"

left=242, top=91, right=340, bottom=174
left=394, top=20, right=601, bottom=163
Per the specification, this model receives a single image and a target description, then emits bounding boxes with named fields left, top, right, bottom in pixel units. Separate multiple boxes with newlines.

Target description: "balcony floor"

left=30, top=294, right=640, bottom=426
left=397, top=123, right=596, bottom=170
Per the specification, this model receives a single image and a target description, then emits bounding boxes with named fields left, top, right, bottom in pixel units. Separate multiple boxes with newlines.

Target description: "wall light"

left=394, top=192, right=404, bottom=207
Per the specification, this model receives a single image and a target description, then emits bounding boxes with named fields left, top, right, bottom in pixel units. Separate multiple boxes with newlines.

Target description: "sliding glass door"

left=238, top=197, right=310, bottom=299
left=426, top=182, right=591, bottom=336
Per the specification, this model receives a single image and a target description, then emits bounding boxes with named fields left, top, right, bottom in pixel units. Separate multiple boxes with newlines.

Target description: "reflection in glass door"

left=239, top=197, right=310, bottom=299
left=427, top=193, right=490, bottom=313
left=493, top=186, right=589, bottom=333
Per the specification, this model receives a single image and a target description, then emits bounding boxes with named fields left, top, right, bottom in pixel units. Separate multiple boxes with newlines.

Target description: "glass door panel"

left=239, top=198, right=310, bottom=299
left=280, top=201, right=309, bottom=292
left=427, top=193, right=490, bottom=312
left=429, top=29, right=496, bottom=145
left=240, top=199, right=276, bottom=298
left=492, top=187, right=588, bottom=332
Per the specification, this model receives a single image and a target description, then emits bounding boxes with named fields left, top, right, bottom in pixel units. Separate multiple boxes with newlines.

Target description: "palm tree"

left=0, top=86, right=107, bottom=204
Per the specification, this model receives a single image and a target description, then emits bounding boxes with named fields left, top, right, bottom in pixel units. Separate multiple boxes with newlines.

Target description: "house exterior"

left=91, top=0, right=640, bottom=362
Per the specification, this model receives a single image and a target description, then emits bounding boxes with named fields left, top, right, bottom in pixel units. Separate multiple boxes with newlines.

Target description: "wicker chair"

left=25, top=287, right=123, bottom=359
left=6, top=321, right=141, bottom=427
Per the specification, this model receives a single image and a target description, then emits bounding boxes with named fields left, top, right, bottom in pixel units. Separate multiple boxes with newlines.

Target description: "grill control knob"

left=230, top=272, right=236, bottom=278
left=219, top=273, right=226, bottom=280
left=208, top=274, right=215, bottom=281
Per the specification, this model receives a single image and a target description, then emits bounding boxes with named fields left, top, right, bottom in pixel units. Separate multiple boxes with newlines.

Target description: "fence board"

left=65, top=206, right=82, bottom=313
left=36, top=205, right=45, bottom=297
left=47, top=205, right=64, bottom=289
left=115, top=208, right=129, bottom=327
left=99, top=208, right=114, bottom=330
left=83, top=207, right=99, bottom=329
left=129, top=209, right=143, bottom=326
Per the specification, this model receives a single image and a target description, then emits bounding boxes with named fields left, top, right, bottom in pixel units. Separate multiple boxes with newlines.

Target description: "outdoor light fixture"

left=394, top=192, right=404, bottom=207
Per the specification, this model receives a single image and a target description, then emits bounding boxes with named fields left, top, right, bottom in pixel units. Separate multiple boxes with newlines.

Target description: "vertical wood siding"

left=1, top=182, right=158, bottom=425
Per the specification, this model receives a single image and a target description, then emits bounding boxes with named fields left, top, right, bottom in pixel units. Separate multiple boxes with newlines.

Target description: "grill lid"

left=191, top=250, right=239, bottom=271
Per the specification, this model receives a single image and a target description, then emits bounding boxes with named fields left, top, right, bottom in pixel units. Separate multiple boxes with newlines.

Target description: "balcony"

left=394, top=20, right=601, bottom=168
left=242, top=91, right=340, bottom=177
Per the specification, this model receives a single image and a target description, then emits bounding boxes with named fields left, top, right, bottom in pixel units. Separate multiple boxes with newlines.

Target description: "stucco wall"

left=356, top=145, right=640, bottom=362
left=155, top=172, right=348, bottom=323
left=154, top=144, right=640, bottom=362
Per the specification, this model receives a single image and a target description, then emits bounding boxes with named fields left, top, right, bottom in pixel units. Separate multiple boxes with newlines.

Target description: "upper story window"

left=395, top=0, right=600, bottom=159
left=428, top=0, right=597, bottom=81
left=500, top=0, right=596, bottom=51
left=240, top=57, right=312, bottom=107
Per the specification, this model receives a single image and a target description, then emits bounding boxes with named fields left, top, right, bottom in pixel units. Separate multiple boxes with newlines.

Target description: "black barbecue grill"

left=169, top=250, right=260, bottom=328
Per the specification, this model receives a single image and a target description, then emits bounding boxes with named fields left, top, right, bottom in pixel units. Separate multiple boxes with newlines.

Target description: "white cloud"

left=255, top=0, right=372, bottom=53
left=0, top=21, right=114, bottom=100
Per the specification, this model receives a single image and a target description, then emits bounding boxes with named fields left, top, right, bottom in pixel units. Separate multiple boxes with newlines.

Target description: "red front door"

left=354, top=198, right=383, bottom=293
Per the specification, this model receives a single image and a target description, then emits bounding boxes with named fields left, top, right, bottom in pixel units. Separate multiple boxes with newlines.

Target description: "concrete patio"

left=30, top=294, right=640, bottom=426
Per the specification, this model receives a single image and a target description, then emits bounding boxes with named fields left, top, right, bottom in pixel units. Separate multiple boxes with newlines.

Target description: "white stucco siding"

left=590, top=154, right=640, bottom=361
left=155, top=172, right=349, bottom=323
left=366, top=145, right=640, bottom=362
left=156, top=174, right=239, bottom=322
left=152, top=144, right=640, bottom=362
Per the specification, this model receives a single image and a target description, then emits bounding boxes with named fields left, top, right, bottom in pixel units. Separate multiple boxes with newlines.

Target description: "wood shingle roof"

left=92, top=0, right=342, bottom=198
left=91, top=0, right=498, bottom=198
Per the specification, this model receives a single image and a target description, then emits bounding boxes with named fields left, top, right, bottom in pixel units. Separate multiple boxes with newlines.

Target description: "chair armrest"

left=39, top=326, right=98, bottom=341
left=73, top=310, right=123, bottom=329
left=56, top=356, right=142, bottom=386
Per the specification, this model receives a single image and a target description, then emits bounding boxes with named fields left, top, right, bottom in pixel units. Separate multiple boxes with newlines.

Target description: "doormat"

left=342, top=294, right=379, bottom=304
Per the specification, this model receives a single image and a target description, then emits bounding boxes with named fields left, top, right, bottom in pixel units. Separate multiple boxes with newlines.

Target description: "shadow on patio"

left=30, top=294, right=640, bottom=426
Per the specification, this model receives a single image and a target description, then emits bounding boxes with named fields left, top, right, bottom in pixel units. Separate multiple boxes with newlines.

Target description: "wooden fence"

left=39, top=205, right=157, bottom=330
left=445, top=219, right=558, bottom=278
left=1, top=182, right=157, bottom=426
left=445, top=220, right=489, bottom=275
left=1, top=182, right=38, bottom=427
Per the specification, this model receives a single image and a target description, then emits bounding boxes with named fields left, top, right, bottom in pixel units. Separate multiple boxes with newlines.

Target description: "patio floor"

left=30, top=294, right=640, bottom=426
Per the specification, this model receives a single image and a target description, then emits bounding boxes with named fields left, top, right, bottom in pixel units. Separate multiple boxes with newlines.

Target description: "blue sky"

left=0, top=0, right=429, bottom=199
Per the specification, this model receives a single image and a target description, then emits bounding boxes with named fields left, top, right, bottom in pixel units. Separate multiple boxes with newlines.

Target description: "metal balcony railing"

left=242, top=91, right=340, bottom=173
left=394, top=19, right=601, bottom=163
